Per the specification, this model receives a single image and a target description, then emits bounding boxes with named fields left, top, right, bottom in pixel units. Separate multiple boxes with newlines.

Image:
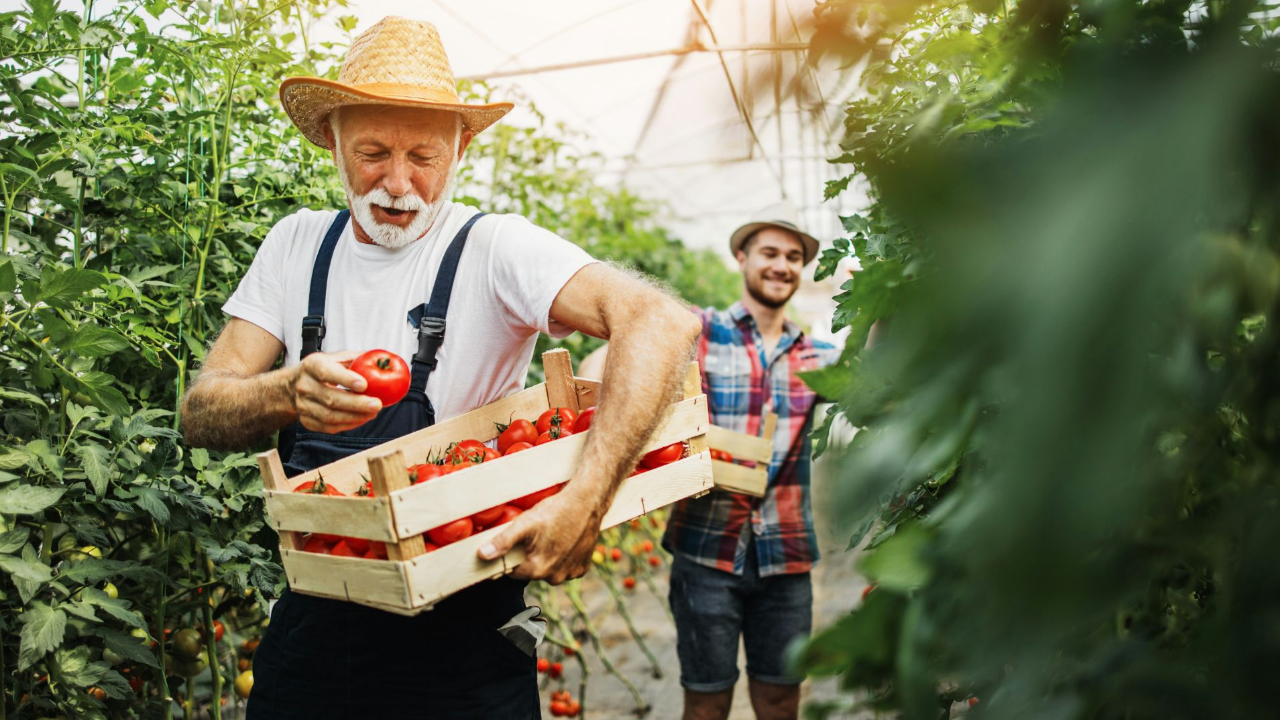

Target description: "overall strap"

left=408, top=212, right=487, bottom=397
left=300, top=209, right=351, bottom=359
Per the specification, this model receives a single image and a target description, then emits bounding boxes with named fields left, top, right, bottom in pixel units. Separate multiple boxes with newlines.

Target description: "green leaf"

left=36, top=266, right=107, bottom=309
left=80, top=587, right=145, bottom=628
left=66, top=325, right=130, bottom=358
left=75, top=443, right=111, bottom=496
left=0, top=387, right=49, bottom=409
left=0, top=526, right=31, bottom=553
left=27, top=0, right=59, bottom=30
left=95, top=627, right=158, bottom=668
left=0, top=258, right=15, bottom=294
left=52, top=645, right=108, bottom=687
left=131, top=486, right=169, bottom=524
left=0, top=483, right=65, bottom=515
left=0, top=554, right=53, bottom=583
left=76, top=371, right=130, bottom=416
left=858, top=523, right=931, bottom=592
left=13, top=544, right=43, bottom=604
left=0, top=449, right=31, bottom=470
left=18, top=602, right=66, bottom=670
left=63, top=559, right=165, bottom=588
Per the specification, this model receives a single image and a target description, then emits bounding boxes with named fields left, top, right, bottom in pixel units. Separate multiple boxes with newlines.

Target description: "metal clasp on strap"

left=413, top=316, right=446, bottom=369
left=300, top=314, right=326, bottom=358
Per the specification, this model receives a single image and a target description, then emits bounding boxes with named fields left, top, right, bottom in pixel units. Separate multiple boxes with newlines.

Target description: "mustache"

left=359, top=187, right=429, bottom=213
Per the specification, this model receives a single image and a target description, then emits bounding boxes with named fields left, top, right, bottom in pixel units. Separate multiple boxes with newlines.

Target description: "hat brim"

left=729, top=221, right=820, bottom=266
left=280, top=76, right=514, bottom=150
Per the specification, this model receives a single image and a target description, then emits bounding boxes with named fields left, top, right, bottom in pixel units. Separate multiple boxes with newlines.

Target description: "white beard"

left=335, top=141, right=456, bottom=250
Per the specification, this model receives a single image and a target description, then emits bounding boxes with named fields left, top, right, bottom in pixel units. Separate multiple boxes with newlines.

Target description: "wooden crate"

left=705, top=413, right=777, bottom=498
left=257, top=349, right=712, bottom=615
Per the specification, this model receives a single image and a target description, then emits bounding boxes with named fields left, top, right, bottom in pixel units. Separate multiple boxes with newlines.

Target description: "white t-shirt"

left=222, top=202, right=596, bottom=422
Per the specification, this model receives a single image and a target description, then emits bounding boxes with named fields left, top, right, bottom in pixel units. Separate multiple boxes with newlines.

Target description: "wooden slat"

left=681, top=361, right=702, bottom=400
left=763, top=412, right=778, bottom=439
left=262, top=492, right=398, bottom=541
left=258, top=450, right=302, bottom=551
left=711, top=459, right=768, bottom=497
left=390, top=395, right=710, bottom=538
left=283, top=383, right=551, bottom=494
left=402, top=450, right=714, bottom=610
left=369, top=451, right=426, bottom=561
left=543, top=349, right=580, bottom=414
left=281, top=549, right=411, bottom=607
left=575, top=377, right=601, bottom=409
left=705, top=425, right=774, bottom=463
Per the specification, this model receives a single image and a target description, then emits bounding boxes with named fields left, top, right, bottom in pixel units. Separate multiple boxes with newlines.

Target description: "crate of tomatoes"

left=256, top=349, right=712, bottom=615
left=704, top=413, right=777, bottom=498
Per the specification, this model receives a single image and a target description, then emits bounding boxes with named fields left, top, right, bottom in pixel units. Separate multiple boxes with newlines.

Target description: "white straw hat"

left=729, top=200, right=821, bottom=265
left=280, top=16, right=513, bottom=150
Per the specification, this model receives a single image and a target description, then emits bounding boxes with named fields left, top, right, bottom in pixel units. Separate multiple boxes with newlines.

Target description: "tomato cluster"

left=709, top=448, right=736, bottom=462
left=547, top=689, right=581, bottom=717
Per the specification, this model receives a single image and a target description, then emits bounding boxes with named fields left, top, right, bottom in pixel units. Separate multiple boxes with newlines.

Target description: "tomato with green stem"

left=497, top=418, right=537, bottom=453
left=536, top=407, right=577, bottom=435
left=350, top=349, right=410, bottom=406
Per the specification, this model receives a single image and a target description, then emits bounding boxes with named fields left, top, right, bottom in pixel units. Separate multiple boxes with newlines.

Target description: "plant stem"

left=155, top=527, right=174, bottom=720
left=602, top=575, right=663, bottom=679
left=566, top=581, right=647, bottom=714
left=201, top=567, right=224, bottom=720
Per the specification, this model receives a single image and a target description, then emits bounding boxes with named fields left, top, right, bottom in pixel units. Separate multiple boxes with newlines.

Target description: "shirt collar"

left=729, top=301, right=805, bottom=347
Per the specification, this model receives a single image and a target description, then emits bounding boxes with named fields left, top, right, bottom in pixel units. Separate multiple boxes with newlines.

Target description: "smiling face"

left=322, top=104, right=473, bottom=248
left=736, top=227, right=806, bottom=309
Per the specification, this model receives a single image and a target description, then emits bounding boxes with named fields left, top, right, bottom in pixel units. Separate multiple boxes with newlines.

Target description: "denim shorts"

left=668, top=543, right=812, bottom=692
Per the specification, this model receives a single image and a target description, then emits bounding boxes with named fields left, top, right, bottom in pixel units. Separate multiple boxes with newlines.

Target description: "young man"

left=180, top=17, right=699, bottom=719
left=581, top=201, right=840, bottom=720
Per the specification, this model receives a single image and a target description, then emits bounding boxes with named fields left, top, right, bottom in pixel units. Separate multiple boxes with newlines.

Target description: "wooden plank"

left=390, top=395, right=709, bottom=538
left=369, top=451, right=426, bottom=561
left=762, top=412, right=778, bottom=439
left=544, top=348, right=580, bottom=413
left=705, top=425, right=774, bottom=463
left=281, top=549, right=411, bottom=607
left=402, top=451, right=713, bottom=610
left=681, top=360, right=702, bottom=400
left=711, top=459, right=768, bottom=497
left=262, top=492, right=398, bottom=541
left=258, top=450, right=302, bottom=551
left=284, top=383, right=551, bottom=494
left=575, top=377, right=601, bottom=409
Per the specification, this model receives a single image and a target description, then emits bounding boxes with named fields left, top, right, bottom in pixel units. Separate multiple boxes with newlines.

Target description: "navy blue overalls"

left=248, top=211, right=539, bottom=720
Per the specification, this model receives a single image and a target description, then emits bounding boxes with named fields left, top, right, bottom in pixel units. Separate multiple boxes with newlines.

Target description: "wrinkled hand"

left=292, top=350, right=382, bottom=433
left=478, top=483, right=605, bottom=584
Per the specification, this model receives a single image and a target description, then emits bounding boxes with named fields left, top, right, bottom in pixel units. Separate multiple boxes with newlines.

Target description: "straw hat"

left=729, top=200, right=821, bottom=265
left=280, top=16, right=513, bottom=150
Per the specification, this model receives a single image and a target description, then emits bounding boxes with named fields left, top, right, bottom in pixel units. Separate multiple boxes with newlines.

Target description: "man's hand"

left=292, top=350, right=382, bottom=434
left=478, top=483, right=603, bottom=584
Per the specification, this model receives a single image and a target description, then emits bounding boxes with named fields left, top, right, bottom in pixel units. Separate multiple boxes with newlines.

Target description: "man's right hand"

left=292, top=350, right=383, bottom=433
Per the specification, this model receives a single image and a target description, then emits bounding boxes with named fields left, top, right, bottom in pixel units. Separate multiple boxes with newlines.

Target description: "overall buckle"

left=300, top=314, right=326, bottom=357
left=414, top=316, right=447, bottom=368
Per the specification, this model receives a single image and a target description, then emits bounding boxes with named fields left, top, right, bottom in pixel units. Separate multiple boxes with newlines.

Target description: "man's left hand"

left=477, top=482, right=604, bottom=584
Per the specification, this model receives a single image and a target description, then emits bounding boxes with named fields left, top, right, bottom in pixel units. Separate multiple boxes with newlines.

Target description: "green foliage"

left=803, top=0, right=1280, bottom=718
left=0, top=2, right=735, bottom=717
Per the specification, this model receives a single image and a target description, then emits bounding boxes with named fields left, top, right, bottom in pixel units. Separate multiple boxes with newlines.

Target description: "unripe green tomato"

left=57, top=534, right=80, bottom=553
left=173, top=651, right=208, bottom=678
left=138, top=440, right=156, bottom=455
left=172, top=628, right=204, bottom=660
left=102, top=647, right=125, bottom=666
left=130, top=627, right=149, bottom=641
left=103, top=582, right=118, bottom=599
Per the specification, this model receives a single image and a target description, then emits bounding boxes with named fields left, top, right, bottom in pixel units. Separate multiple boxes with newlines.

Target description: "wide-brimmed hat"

left=729, top=200, right=821, bottom=265
left=280, top=16, right=513, bottom=150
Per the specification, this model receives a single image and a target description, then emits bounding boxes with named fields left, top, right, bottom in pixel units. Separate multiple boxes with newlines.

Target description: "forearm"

left=569, top=302, right=700, bottom=514
left=181, top=366, right=299, bottom=450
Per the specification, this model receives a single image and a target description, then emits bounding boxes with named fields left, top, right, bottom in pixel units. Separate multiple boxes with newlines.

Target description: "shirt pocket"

left=703, top=352, right=755, bottom=425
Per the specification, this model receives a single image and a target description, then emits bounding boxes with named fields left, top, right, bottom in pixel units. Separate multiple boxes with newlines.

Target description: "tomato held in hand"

left=497, top=419, right=537, bottom=453
left=504, top=441, right=533, bottom=456
left=511, top=483, right=564, bottom=510
left=641, top=442, right=684, bottom=469
left=350, top=349, right=410, bottom=407
left=427, top=517, right=473, bottom=546
left=536, top=407, right=577, bottom=435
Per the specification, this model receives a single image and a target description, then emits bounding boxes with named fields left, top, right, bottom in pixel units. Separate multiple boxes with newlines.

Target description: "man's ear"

left=458, top=130, right=475, bottom=159
left=322, top=121, right=338, bottom=159
left=735, top=249, right=748, bottom=267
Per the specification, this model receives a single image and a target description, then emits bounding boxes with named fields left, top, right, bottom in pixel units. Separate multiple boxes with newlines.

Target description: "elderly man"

left=180, top=17, right=699, bottom=719
left=581, top=201, right=839, bottom=720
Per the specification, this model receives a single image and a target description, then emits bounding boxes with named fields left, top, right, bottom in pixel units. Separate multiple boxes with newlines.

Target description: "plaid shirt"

left=663, top=302, right=840, bottom=577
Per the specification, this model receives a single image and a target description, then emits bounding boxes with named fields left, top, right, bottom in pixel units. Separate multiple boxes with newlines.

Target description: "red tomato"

left=648, top=555, right=660, bottom=567
left=349, top=349, right=410, bottom=407
left=504, top=441, right=533, bottom=456
left=535, top=427, right=573, bottom=445
left=550, top=701, right=569, bottom=717
left=212, top=620, right=224, bottom=643
left=446, top=459, right=475, bottom=474
left=968, top=698, right=980, bottom=707
left=301, top=535, right=332, bottom=554
left=363, top=543, right=387, bottom=560
left=861, top=584, right=876, bottom=600
left=410, top=463, right=446, bottom=484
left=549, top=662, right=563, bottom=679
left=449, top=439, right=487, bottom=464
left=293, top=475, right=343, bottom=496
left=343, top=536, right=370, bottom=554
left=575, top=407, right=596, bottom=432
left=623, top=576, right=636, bottom=590
left=610, top=548, right=622, bottom=561
left=471, top=505, right=506, bottom=528
left=427, top=518, right=473, bottom=546
left=641, top=442, right=684, bottom=469
left=494, top=505, right=523, bottom=525
left=536, top=407, right=577, bottom=435
left=536, top=658, right=550, bottom=673
left=563, top=644, right=576, bottom=657
left=641, top=540, right=654, bottom=553
left=423, top=541, right=440, bottom=553
left=497, top=419, right=537, bottom=453
left=565, top=701, right=580, bottom=717
left=552, top=690, right=571, bottom=703
left=511, top=483, right=563, bottom=510
left=481, top=447, right=502, bottom=462
left=329, top=540, right=359, bottom=557
left=356, top=479, right=375, bottom=497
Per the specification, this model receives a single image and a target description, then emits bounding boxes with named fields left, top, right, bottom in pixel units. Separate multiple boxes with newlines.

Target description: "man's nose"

left=382, top=156, right=413, bottom=197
